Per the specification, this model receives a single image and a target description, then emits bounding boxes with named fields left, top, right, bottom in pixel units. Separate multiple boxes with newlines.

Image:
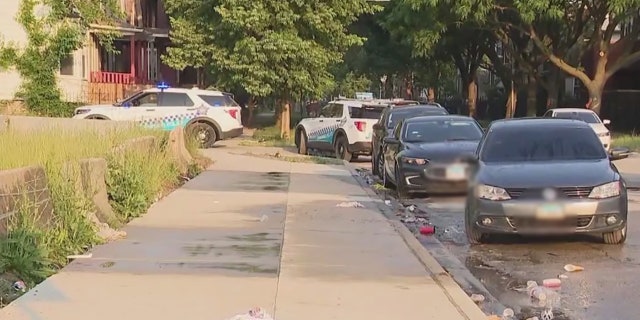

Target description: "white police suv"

left=294, top=99, right=387, bottom=161
left=73, top=84, right=243, bottom=148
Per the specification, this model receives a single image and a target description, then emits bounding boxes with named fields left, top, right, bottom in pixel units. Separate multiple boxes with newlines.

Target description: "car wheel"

left=187, top=122, right=217, bottom=148
left=603, top=224, right=627, bottom=244
left=297, top=129, right=308, bottom=155
left=465, top=212, right=486, bottom=245
left=334, top=136, right=353, bottom=162
left=376, top=152, right=385, bottom=179
left=395, top=164, right=409, bottom=199
left=371, top=150, right=379, bottom=176
left=382, top=164, right=394, bottom=189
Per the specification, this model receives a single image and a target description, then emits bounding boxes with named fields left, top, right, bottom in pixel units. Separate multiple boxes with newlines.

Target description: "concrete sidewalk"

left=0, top=147, right=485, bottom=320
left=614, top=155, right=640, bottom=188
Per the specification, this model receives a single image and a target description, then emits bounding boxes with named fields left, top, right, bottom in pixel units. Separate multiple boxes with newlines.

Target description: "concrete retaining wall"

left=0, top=115, right=136, bottom=134
left=0, top=127, right=196, bottom=238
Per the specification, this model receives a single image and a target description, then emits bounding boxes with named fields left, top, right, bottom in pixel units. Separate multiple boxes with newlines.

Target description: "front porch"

left=86, top=25, right=176, bottom=103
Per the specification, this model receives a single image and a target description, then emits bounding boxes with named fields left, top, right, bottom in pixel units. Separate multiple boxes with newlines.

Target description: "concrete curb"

left=341, top=160, right=487, bottom=320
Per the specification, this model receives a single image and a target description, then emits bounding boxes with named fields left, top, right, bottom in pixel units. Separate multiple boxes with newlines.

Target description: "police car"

left=73, top=84, right=243, bottom=148
left=294, top=98, right=388, bottom=161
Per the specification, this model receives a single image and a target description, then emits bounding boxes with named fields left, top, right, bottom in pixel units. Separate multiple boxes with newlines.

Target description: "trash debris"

left=401, top=217, right=417, bottom=223
left=12, top=281, right=26, bottom=292
left=542, top=278, right=561, bottom=288
left=470, top=293, right=485, bottom=303
left=527, top=281, right=561, bottom=308
left=563, top=264, right=584, bottom=272
left=336, top=201, right=365, bottom=208
left=419, top=225, right=435, bottom=235
left=67, top=253, right=93, bottom=259
left=259, top=214, right=269, bottom=222
left=416, top=217, right=428, bottom=224
left=225, top=307, right=274, bottom=320
left=502, top=308, right=515, bottom=318
left=384, top=200, right=392, bottom=206
left=558, top=274, right=569, bottom=279
left=407, top=204, right=417, bottom=212
left=540, top=308, right=554, bottom=320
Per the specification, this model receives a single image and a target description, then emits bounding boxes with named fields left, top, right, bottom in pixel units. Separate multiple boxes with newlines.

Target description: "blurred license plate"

left=536, top=203, right=564, bottom=219
left=445, top=164, right=466, bottom=180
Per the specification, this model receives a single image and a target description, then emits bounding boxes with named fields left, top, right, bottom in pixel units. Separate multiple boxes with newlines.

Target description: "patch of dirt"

left=0, top=273, right=24, bottom=307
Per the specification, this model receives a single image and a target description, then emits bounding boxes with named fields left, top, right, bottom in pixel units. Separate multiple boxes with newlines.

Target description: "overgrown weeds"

left=240, top=125, right=295, bottom=147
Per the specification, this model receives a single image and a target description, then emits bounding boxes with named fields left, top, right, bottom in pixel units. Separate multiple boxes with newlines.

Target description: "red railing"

left=90, top=71, right=134, bottom=84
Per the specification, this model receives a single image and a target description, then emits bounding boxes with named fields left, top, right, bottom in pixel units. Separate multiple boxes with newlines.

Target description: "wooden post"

left=130, top=36, right=136, bottom=82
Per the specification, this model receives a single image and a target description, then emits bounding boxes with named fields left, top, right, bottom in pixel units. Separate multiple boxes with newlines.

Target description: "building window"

left=60, top=54, right=74, bottom=76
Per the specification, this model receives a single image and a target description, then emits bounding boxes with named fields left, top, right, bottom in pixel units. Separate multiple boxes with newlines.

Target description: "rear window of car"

left=481, top=126, right=607, bottom=163
left=388, top=108, right=448, bottom=128
left=553, top=111, right=600, bottom=124
left=349, top=106, right=384, bottom=119
left=198, top=94, right=240, bottom=107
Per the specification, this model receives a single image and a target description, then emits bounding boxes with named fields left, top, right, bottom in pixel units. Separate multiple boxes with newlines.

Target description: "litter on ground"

left=336, top=201, right=365, bottom=208
left=470, top=293, right=485, bottom=303
left=225, top=307, right=274, bottom=320
left=563, top=264, right=584, bottom=272
left=419, top=225, right=435, bottom=235
left=542, top=278, right=561, bottom=288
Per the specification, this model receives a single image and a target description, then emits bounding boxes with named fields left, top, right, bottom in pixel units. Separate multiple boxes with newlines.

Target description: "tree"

left=165, top=0, right=376, bottom=138
left=508, top=0, right=640, bottom=114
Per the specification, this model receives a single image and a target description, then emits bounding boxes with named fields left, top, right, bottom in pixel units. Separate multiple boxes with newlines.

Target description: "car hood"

left=478, top=160, right=616, bottom=188
left=403, top=140, right=479, bottom=162
left=589, top=123, right=609, bottom=134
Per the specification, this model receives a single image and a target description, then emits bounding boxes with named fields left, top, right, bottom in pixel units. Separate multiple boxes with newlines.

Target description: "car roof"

left=389, top=104, right=446, bottom=113
left=404, top=115, right=474, bottom=123
left=550, top=108, right=595, bottom=114
left=143, top=87, right=225, bottom=95
left=489, top=117, right=590, bottom=129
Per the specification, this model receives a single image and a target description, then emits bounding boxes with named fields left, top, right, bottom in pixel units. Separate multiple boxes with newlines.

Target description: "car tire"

left=371, top=150, right=379, bottom=176
left=395, top=164, right=409, bottom=199
left=334, top=136, right=353, bottom=162
left=297, top=129, right=308, bottom=155
left=382, top=164, right=394, bottom=189
left=603, top=224, right=627, bottom=244
left=465, top=215, right=486, bottom=245
left=187, top=122, right=217, bottom=148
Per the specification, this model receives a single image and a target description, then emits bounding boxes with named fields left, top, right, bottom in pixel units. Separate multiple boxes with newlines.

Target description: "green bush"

left=106, top=140, right=180, bottom=222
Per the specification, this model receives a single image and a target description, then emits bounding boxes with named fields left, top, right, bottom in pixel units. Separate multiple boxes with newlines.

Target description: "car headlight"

left=476, top=184, right=511, bottom=201
left=598, top=132, right=610, bottom=137
left=588, top=181, right=620, bottom=199
left=402, top=157, right=428, bottom=165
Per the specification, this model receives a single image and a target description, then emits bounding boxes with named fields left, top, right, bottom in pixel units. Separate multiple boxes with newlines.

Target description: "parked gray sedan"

left=465, top=118, right=629, bottom=244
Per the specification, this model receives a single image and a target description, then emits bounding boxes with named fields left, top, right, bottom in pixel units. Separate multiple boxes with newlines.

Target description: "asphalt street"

left=351, top=157, right=640, bottom=320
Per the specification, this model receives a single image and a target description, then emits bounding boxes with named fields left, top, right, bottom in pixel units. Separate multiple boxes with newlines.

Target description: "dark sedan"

left=371, top=104, right=449, bottom=178
left=382, top=115, right=483, bottom=198
left=465, top=118, right=629, bottom=245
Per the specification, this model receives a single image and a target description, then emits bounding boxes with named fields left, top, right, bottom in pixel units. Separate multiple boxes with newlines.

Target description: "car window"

left=158, top=93, right=194, bottom=107
left=350, top=106, right=383, bottom=119
left=553, top=111, right=600, bottom=124
left=198, top=94, right=238, bottom=107
left=402, top=119, right=483, bottom=143
left=394, top=121, right=404, bottom=139
left=319, top=104, right=333, bottom=117
left=542, top=110, right=552, bottom=117
left=481, top=126, right=607, bottom=163
left=388, top=108, right=449, bottom=129
left=331, top=104, right=344, bottom=117
left=126, top=92, right=158, bottom=107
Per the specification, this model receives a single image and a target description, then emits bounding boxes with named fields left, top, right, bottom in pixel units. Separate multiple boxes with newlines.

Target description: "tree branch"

left=529, top=26, right=592, bottom=85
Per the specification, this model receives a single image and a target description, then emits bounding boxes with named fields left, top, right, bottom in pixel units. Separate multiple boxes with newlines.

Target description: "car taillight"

left=355, top=121, right=366, bottom=132
left=226, top=109, right=238, bottom=119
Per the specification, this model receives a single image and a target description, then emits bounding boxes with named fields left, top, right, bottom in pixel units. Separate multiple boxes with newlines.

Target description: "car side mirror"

left=603, top=119, right=611, bottom=125
left=610, top=147, right=630, bottom=160
left=383, top=137, right=399, bottom=145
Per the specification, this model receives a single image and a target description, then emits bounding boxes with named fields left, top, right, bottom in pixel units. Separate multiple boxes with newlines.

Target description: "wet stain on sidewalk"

left=233, top=172, right=290, bottom=191
left=157, top=261, right=278, bottom=274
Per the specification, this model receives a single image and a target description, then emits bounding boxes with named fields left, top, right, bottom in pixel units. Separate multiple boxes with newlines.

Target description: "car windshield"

left=198, top=94, right=240, bottom=107
left=388, top=108, right=448, bottom=128
left=481, top=126, right=607, bottom=163
left=402, top=119, right=483, bottom=143
left=554, top=111, right=600, bottom=124
left=349, top=106, right=384, bottom=119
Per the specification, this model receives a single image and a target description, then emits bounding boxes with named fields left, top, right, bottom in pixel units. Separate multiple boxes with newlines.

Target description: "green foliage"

left=107, top=142, right=180, bottom=222
left=0, top=0, right=122, bottom=116
left=164, top=0, right=378, bottom=101
left=333, top=72, right=372, bottom=98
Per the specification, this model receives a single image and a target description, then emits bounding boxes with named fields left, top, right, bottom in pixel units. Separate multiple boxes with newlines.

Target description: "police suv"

left=294, top=98, right=390, bottom=161
left=73, top=84, right=243, bottom=148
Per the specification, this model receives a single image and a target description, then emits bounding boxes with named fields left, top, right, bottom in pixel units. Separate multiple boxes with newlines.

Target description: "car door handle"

left=319, top=119, right=324, bottom=122
left=145, top=108, right=155, bottom=111
left=335, top=119, right=341, bottom=122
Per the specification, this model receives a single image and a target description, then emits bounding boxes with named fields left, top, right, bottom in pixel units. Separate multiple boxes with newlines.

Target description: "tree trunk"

left=505, top=82, right=518, bottom=118
left=467, top=76, right=478, bottom=118
left=526, top=75, right=537, bottom=116
left=586, top=81, right=605, bottom=115
left=545, top=68, right=561, bottom=109
left=280, top=100, right=291, bottom=140
left=274, top=102, right=282, bottom=128
left=427, top=87, right=436, bottom=102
